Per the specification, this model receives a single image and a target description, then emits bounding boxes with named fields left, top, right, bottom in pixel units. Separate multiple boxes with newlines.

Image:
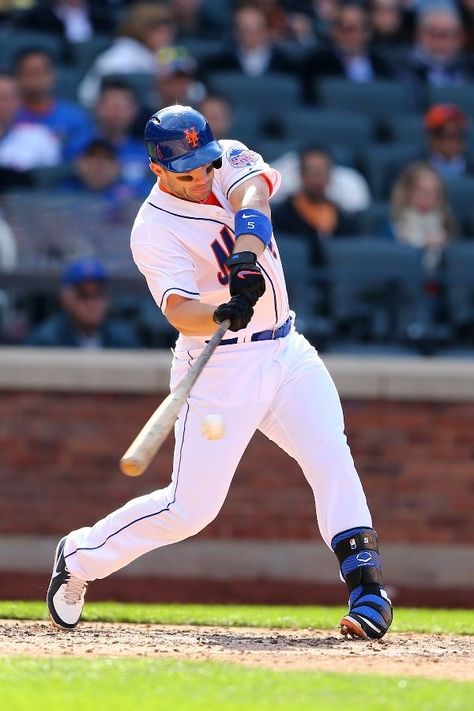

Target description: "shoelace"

left=63, top=575, right=88, bottom=605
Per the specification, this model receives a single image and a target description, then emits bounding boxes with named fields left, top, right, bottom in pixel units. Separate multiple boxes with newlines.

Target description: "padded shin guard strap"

left=332, top=527, right=384, bottom=592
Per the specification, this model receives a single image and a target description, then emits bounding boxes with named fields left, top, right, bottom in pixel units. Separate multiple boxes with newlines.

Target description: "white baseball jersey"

left=131, top=140, right=289, bottom=350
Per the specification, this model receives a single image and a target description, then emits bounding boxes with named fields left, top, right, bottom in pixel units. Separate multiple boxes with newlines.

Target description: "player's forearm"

left=233, top=234, right=265, bottom=256
left=230, top=177, right=271, bottom=258
left=165, top=298, right=217, bottom=337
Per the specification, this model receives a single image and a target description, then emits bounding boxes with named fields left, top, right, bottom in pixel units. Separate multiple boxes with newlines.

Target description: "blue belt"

left=218, top=316, right=292, bottom=346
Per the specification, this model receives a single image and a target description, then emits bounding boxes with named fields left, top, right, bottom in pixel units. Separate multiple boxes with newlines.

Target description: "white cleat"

left=46, top=536, right=88, bottom=630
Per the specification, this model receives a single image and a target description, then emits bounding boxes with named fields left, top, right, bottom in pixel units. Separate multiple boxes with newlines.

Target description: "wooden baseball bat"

left=120, top=319, right=231, bottom=477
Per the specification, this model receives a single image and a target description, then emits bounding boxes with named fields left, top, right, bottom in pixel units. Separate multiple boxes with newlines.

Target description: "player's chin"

left=189, top=188, right=212, bottom=202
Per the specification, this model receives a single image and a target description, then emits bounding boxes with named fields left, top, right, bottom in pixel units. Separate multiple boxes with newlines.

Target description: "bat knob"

left=120, top=458, right=144, bottom=477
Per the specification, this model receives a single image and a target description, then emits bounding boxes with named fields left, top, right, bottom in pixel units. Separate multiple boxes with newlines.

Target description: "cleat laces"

left=63, top=575, right=87, bottom=605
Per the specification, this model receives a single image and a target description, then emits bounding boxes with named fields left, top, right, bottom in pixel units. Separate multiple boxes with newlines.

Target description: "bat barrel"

left=119, top=319, right=231, bottom=477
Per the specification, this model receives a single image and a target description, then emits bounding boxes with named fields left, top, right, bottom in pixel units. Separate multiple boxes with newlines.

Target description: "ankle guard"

left=331, top=527, right=384, bottom=592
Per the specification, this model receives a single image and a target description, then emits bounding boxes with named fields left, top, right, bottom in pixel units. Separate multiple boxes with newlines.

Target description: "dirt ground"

left=1, top=620, right=473, bottom=681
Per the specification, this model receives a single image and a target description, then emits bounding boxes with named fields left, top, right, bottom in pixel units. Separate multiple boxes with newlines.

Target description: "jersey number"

left=211, top=226, right=235, bottom=285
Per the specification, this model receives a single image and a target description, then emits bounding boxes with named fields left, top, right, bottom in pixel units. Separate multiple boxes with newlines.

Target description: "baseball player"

left=47, top=105, right=393, bottom=640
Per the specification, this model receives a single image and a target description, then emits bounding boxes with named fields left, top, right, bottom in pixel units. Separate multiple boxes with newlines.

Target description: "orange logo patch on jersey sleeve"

left=184, top=128, right=200, bottom=147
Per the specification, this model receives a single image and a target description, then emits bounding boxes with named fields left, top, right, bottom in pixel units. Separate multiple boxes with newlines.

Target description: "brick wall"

left=2, top=390, right=473, bottom=544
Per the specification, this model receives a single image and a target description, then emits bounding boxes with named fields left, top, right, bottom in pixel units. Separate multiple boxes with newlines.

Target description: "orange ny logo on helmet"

left=184, top=127, right=200, bottom=148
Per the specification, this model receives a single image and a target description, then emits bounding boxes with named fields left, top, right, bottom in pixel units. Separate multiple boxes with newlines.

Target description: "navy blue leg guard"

left=332, top=527, right=393, bottom=640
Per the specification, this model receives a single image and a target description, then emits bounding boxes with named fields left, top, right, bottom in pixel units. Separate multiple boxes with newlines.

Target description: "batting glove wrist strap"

left=234, top=208, right=272, bottom=247
left=225, top=251, right=258, bottom=269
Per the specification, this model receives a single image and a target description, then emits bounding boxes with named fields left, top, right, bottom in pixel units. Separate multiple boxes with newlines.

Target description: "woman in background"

left=382, top=161, right=457, bottom=272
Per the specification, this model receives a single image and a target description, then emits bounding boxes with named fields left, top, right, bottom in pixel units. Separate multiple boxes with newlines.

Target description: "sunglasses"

left=73, top=287, right=107, bottom=301
left=433, top=129, right=466, bottom=140
left=336, top=22, right=366, bottom=33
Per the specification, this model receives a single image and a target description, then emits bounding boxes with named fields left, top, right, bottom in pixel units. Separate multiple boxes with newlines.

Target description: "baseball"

left=201, top=414, right=226, bottom=440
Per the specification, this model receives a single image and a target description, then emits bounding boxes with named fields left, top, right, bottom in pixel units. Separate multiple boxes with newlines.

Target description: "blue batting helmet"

left=145, top=105, right=223, bottom=173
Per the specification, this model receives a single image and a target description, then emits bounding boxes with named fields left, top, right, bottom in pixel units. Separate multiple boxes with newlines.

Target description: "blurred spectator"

left=198, top=94, right=233, bottom=140
left=369, top=0, right=414, bottom=48
left=283, top=0, right=339, bottom=42
left=272, top=146, right=356, bottom=266
left=153, top=46, right=206, bottom=109
left=93, top=79, right=151, bottom=196
left=202, top=3, right=296, bottom=78
left=14, top=48, right=93, bottom=160
left=78, top=2, right=178, bottom=108
left=303, top=1, right=397, bottom=101
left=0, top=72, right=61, bottom=187
left=422, top=103, right=474, bottom=179
left=170, top=0, right=211, bottom=39
left=406, top=5, right=474, bottom=88
left=272, top=147, right=371, bottom=213
left=380, top=161, right=456, bottom=271
left=26, top=255, right=141, bottom=348
left=248, top=0, right=291, bottom=42
left=63, top=138, right=137, bottom=202
left=15, top=0, right=116, bottom=43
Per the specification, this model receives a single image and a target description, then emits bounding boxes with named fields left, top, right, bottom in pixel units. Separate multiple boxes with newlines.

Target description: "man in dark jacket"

left=406, top=5, right=474, bottom=91
left=202, top=4, right=295, bottom=78
left=303, top=1, right=397, bottom=102
left=26, top=256, right=140, bottom=349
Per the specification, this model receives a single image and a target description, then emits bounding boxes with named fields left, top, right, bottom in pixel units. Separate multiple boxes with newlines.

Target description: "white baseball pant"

left=64, top=329, right=372, bottom=581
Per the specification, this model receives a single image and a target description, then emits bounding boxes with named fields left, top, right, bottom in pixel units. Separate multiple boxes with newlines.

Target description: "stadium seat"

left=200, top=0, right=234, bottom=30
left=230, top=108, right=261, bottom=148
left=355, top=202, right=391, bottom=236
left=383, top=113, right=425, bottom=145
left=181, top=37, right=226, bottom=63
left=441, top=242, right=474, bottom=338
left=55, top=67, right=84, bottom=101
left=282, top=108, right=374, bottom=150
left=0, top=30, right=64, bottom=69
left=360, top=143, right=420, bottom=199
left=253, top=137, right=302, bottom=162
left=275, top=233, right=312, bottom=316
left=426, top=86, right=474, bottom=118
left=68, top=35, right=112, bottom=74
left=106, top=73, right=155, bottom=110
left=444, top=176, right=474, bottom=238
left=276, top=233, right=334, bottom=348
left=316, top=79, right=416, bottom=120
left=135, top=295, right=177, bottom=348
left=29, top=165, right=73, bottom=189
left=207, top=72, right=301, bottom=118
left=323, top=238, right=426, bottom=344
left=0, top=192, right=138, bottom=273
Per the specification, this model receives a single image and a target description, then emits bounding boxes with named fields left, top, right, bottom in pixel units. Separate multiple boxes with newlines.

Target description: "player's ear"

left=149, top=161, right=162, bottom=178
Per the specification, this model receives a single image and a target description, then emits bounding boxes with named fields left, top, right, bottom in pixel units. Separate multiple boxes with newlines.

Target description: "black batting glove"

left=213, top=294, right=254, bottom=332
left=226, top=251, right=266, bottom=306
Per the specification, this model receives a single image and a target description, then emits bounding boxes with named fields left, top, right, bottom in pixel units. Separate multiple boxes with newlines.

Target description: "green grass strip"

left=1, top=601, right=474, bottom=635
left=0, top=657, right=472, bottom=711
